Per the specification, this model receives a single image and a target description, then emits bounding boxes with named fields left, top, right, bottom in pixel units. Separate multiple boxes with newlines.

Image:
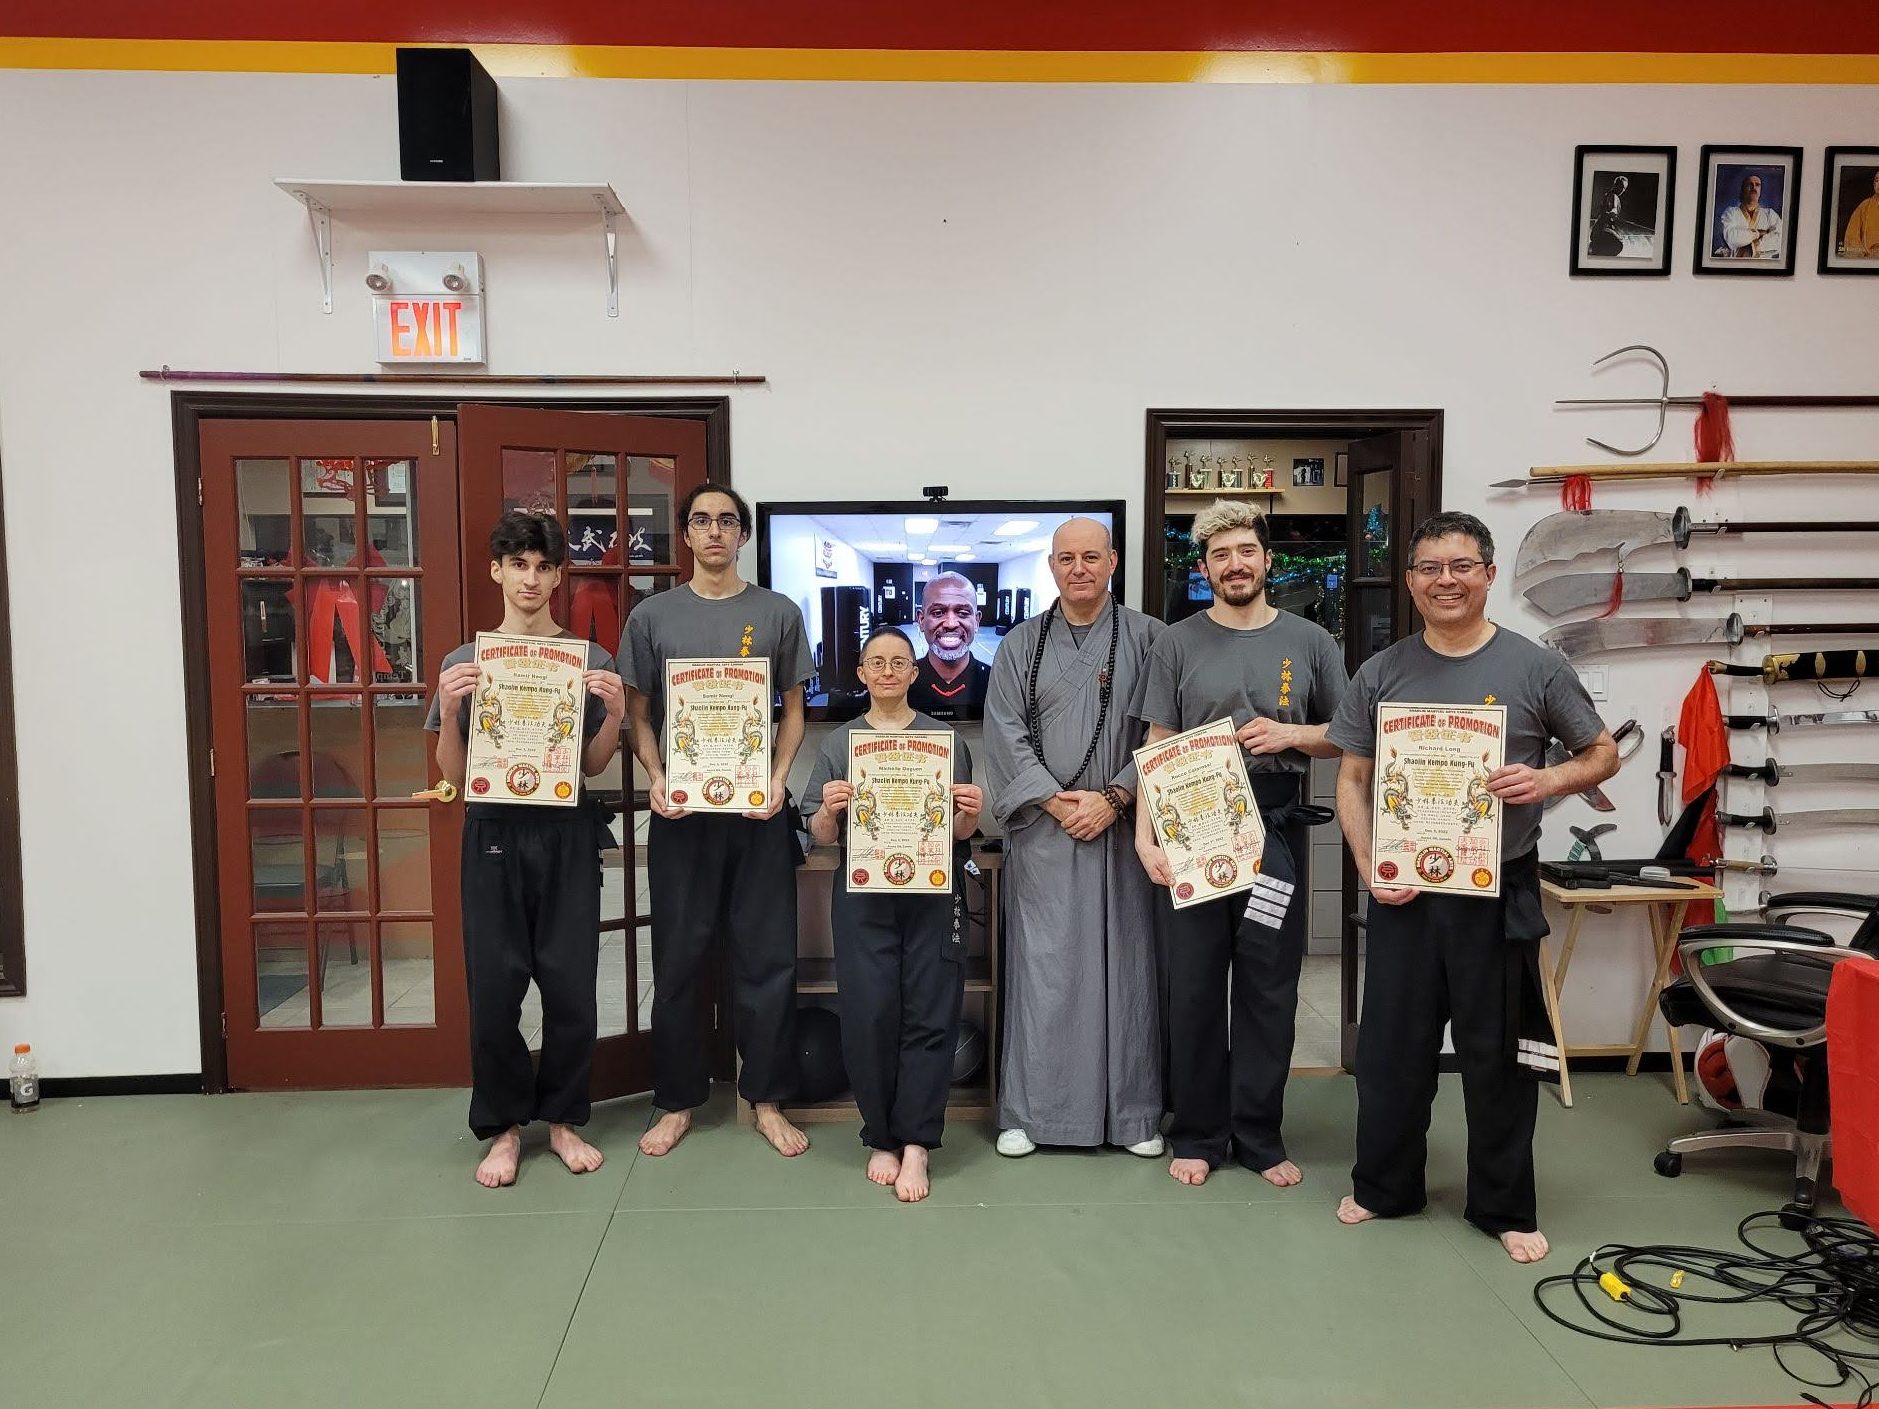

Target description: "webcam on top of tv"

left=922, top=485, right=949, bottom=503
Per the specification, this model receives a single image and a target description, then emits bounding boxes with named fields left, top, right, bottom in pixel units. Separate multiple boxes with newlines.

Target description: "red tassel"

left=1598, top=568, right=1625, bottom=618
left=1561, top=474, right=1593, bottom=511
left=1694, top=392, right=1734, bottom=463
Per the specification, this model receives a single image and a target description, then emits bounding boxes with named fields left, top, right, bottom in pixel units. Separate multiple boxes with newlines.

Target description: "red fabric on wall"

left=1827, top=956, right=1879, bottom=1228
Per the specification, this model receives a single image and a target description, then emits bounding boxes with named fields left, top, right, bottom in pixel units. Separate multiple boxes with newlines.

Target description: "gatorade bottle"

left=9, top=1043, right=39, bottom=1113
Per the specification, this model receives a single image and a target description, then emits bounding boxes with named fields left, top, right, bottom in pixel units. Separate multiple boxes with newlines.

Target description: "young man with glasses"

left=1133, top=500, right=1346, bottom=1191
left=1326, top=511, right=1618, bottom=1263
left=622, top=484, right=814, bottom=1159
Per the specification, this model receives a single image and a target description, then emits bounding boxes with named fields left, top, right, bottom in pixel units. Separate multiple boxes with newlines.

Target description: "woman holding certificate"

left=802, top=626, right=982, bottom=1203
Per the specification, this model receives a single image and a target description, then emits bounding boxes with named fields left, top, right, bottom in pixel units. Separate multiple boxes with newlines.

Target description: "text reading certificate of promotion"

left=466, top=632, right=587, bottom=806
left=664, top=658, right=772, bottom=813
left=1135, top=718, right=1266, bottom=911
left=845, top=731, right=955, bottom=894
left=1370, top=702, right=1506, bottom=897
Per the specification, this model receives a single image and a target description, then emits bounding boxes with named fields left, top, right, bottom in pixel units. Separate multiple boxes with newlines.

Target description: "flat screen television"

left=757, top=499, right=1126, bottom=722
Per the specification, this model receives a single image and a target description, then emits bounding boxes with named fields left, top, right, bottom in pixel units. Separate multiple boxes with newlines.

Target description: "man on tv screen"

left=908, top=572, right=991, bottom=719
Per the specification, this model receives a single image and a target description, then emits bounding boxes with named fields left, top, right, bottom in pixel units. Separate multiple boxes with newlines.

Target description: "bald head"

left=1052, top=517, right=1112, bottom=555
left=1048, top=517, right=1118, bottom=617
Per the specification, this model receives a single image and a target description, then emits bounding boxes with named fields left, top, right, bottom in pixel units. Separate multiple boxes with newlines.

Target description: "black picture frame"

left=1819, top=145, right=1879, bottom=276
left=1570, top=144, right=1677, bottom=277
left=1693, top=144, right=1803, bottom=276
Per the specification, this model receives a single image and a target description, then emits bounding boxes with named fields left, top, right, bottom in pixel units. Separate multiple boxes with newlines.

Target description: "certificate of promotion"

left=1370, top=702, right=1507, bottom=898
left=845, top=731, right=955, bottom=894
left=465, top=632, right=588, bottom=807
left=664, top=658, right=772, bottom=813
left=1134, top=718, right=1266, bottom=911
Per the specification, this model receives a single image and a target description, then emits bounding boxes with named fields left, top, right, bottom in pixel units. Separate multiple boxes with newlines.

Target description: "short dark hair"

left=1406, top=511, right=1494, bottom=565
left=680, top=482, right=752, bottom=537
left=488, top=509, right=567, bottom=567
left=861, top=625, right=914, bottom=656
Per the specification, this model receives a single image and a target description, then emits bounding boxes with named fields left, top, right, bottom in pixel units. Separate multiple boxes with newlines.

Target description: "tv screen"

left=757, top=500, right=1126, bottom=721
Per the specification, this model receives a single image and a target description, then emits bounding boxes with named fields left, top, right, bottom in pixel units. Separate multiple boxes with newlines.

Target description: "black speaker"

left=396, top=48, right=501, bottom=182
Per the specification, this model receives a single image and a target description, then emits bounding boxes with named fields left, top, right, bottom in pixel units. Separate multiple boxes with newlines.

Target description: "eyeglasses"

left=862, top=657, right=915, bottom=674
left=686, top=513, right=743, bottom=534
left=1409, top=558, right=1490, bottom=579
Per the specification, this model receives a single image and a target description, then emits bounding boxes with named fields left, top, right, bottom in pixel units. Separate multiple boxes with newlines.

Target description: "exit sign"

left=369, top=250, right=487, bottom=365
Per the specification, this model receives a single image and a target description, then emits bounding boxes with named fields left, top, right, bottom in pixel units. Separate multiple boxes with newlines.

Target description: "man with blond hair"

left=1135, top=499, right=1346, bottom=1190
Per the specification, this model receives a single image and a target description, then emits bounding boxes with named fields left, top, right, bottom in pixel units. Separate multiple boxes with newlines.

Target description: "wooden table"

left=1537, top=875, right=1721, bottom=1109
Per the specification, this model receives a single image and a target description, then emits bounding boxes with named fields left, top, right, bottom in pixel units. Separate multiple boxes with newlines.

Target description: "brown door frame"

left=174, top=391, right=731, bottom=1092
left=0, top=447, right=23, bottom=997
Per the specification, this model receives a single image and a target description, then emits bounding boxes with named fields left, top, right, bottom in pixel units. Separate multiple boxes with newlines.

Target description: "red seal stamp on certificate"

left=470, top=777, right=491, bottom=795
left=1204, top=855, right=1239, bottom=889
left=505, top=763, right=541, bottom=797
left=1414, top=847, right=1456, bottom=885
left=702, top=777, right=735, bottom=807
left=884, top=854, right=916, bottom=886
left=669, top=789, right=688, bottom=806
left=1376, top=860, right=1398, bottom=881
left=1175, top=881, right=1195, bottom=903
left=851, top=868, right=870, bottom=886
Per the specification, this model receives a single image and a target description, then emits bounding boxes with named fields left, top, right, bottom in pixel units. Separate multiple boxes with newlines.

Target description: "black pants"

left=1164, top=806, right=1309, bottom=1170
left=648, top=810, right=800, bottom=1111
left=832, top=884, right=965, bottom=1150
left=460, top=807, right=601, bottom=1140
left=1351, top=881, right=1541, bottom=1237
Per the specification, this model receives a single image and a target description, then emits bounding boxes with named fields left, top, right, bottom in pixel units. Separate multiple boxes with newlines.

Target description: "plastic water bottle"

left=9, top=1043, right=38, bottom=1113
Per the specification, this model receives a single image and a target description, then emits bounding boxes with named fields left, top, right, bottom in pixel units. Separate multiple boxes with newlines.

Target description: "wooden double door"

left=199, top=405, right=708, bottom=1094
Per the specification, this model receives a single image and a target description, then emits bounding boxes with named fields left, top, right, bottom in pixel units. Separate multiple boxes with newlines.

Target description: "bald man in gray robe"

left=983, top=519, right=1165, bottom=1155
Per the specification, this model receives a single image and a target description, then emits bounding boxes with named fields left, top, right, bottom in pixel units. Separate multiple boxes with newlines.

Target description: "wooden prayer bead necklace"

left=1023, top=598, right=1120, bottom=789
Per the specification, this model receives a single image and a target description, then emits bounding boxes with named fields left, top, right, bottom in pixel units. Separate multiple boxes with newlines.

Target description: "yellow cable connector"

left=1670, top=1270, right=1685, bottom=1290
left=1599, top=1270, right=1632, bottom=1302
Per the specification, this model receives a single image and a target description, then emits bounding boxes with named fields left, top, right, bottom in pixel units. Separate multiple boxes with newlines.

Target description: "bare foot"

left=548, top=1123, right=605, bottom=1175
left=1169, top=1157, right=1211, bottom=1187
left=867, top=1149, right=902, bottom=1186
left=1501, top=1229, right=1550, bottom=1264
left=753, top=1103, right=810, bottom=1157
left=1260, top=1160, right=1303, bottom=1188
left=474, top=1128, right=522, bottom=1188
left=895, top=1145, right=930, bottom=1202
left=1336, top=1195, right=1377, bottom=1225
left=639, top=1109, right=692, bottom=1157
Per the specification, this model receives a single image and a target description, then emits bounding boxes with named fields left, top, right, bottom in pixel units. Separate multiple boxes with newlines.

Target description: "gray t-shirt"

left=620, top=583, right=813, bottom=743
left=802, top=712, right=975, bottom=855
left=423, top=637, right=618, bottom=738
left=1326, top=626, right=1606, bottom=858
left=1136, top=610, right=1348, bottom=774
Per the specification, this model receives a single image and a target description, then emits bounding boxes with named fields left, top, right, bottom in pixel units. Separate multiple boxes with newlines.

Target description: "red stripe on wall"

left=11, top=1, right=1879, bottom=56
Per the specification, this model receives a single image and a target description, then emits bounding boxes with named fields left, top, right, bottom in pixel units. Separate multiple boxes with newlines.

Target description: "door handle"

left=411, top=782, right=459, bottom=804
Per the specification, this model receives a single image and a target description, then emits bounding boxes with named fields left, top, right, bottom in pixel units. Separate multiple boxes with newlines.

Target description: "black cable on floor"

left=1532, top=1210, right=1879, bottom=1409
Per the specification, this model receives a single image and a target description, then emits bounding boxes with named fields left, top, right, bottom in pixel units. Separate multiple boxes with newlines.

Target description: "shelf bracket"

left=289, top=189, right=335, bottom=314
left=596, top=195, right=619, bottom=319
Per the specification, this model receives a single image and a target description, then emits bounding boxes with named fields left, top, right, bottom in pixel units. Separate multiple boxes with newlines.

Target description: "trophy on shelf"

left=1187, top=455, right=1214, bottom=491
left=1249, top=454, right=1277, bottom=491
left=1167, top=451, right=1185, bottom=491
left=1218, top=455, right=1245, bottom=491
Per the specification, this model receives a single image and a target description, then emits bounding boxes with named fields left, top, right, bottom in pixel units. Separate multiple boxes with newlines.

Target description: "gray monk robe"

left=983, top=596, right=1164, bottom=1147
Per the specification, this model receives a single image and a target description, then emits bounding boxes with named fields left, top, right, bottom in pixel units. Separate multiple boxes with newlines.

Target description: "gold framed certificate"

left=465, top=632, right=588, bottom=807
left=845, top=731, right=955, bottom=894
left=1370, top=702, right=1507, bottom=897
left=1135, top=717, right=1266, bottom=911
left=664, top=658, right=772, bottom=813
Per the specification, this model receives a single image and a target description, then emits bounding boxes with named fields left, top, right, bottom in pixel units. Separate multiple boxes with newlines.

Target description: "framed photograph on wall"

left=1694, top=145, right=1802, bottom=276
left=1334, top=451, right=1349, bottom=488
left=1292, top=457, right=1324, bottom=488
left=1820, top=146, right=1879, bottom=275
left=1570, top=145, right=1676, bottom=276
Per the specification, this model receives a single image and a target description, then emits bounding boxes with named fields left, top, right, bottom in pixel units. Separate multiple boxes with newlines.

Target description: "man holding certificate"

left=1327, top=511, right=1618, bottom=1264
left=1134, top=501, right=1346, bottom=1190
left=427, top=511, right=625, bottom=1188
left=802, top=626, right=982, bottom=1203
left=622, top=484, right=814, bottom=1161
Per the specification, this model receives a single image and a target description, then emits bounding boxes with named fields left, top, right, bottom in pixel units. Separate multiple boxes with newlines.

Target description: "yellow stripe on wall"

left=2, top=37, right=1878, bottom=84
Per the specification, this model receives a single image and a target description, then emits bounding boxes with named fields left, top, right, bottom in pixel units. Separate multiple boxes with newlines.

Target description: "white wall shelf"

left=274, top=179, right=627, bottom=317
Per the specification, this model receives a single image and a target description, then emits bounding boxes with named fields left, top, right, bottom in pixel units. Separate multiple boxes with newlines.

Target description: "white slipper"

left=995, top=1128, right=1037, bottom=1158
left=1124, top=1135, right=1166, bottom=1158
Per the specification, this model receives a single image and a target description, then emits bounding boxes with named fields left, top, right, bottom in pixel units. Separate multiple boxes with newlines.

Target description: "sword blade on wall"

left=1542, top=614, right=1879, bottom=661
left=1716, top=807, right=1879, bottom=834
left=1515, top=508, right=1879, bottom=578
left=1522, top=568, right=1879, bottom=619
left=1723, top=710, right=1879, bottom=733
left=1723, top=761, right=1879, bottom=786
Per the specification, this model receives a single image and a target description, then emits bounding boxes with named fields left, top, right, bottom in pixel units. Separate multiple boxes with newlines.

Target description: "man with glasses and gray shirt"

left=622, top=483, right=814, bottom=1162
left=1327, top=511, right=1617, bottom=1264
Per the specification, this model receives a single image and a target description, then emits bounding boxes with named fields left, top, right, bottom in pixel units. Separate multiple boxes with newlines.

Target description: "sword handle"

left=1708, top=577, right=1879, bottom=594
left=1716, top=807, right=1777, bottom=833
left=1723, top=713, right=1776, bottom=731
left=1766, top=648, right=1879, bottom=683
left=1722, top=761, right=1779, bottom=784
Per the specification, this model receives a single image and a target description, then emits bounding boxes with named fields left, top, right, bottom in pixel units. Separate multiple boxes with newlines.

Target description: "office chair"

left=1653, top=892, right=1879, bottom=1219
